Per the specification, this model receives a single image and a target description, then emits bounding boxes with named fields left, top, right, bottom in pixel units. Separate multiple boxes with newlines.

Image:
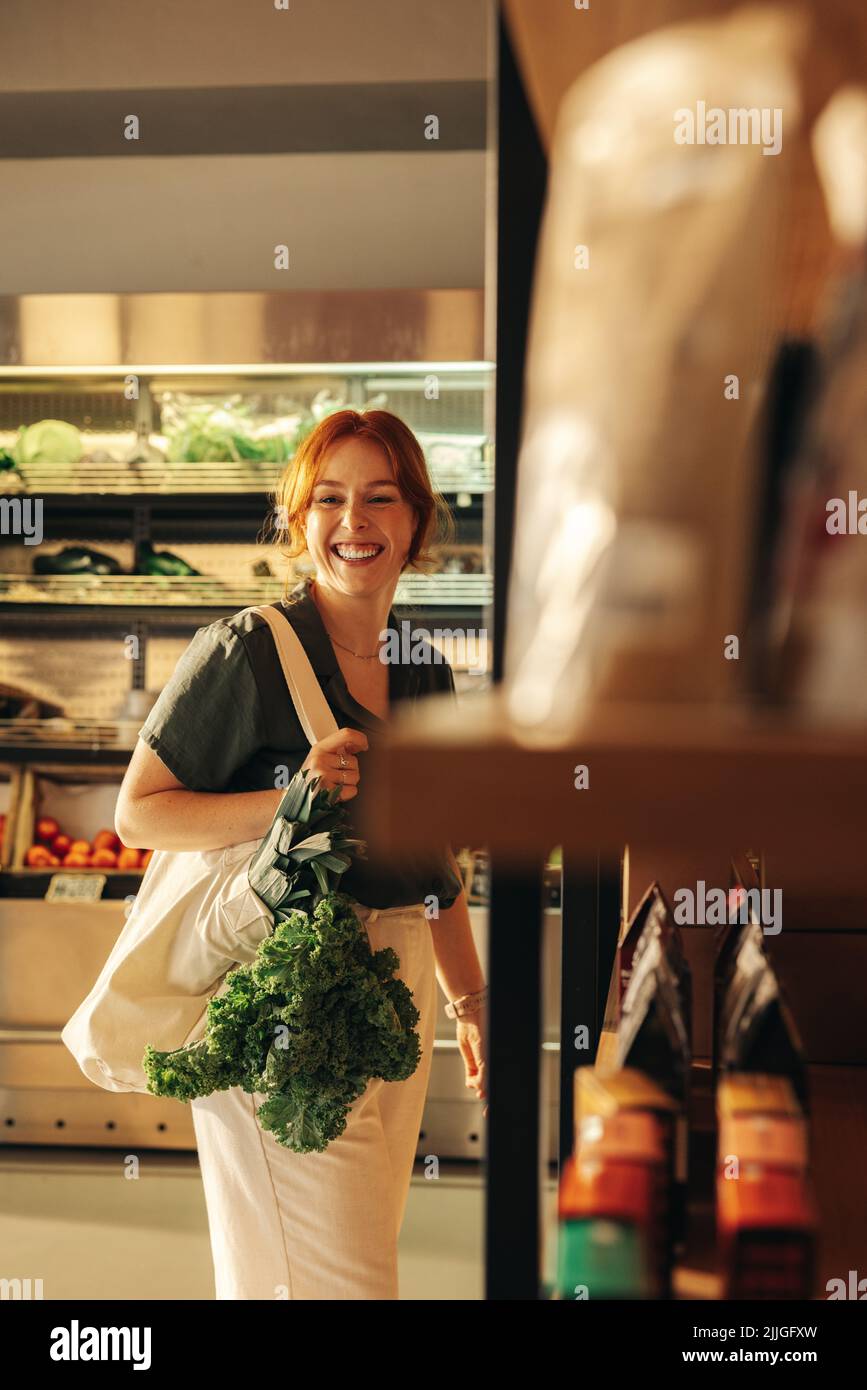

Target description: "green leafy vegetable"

left=143, top=771, right=422, bottom=1154
left=162, top=402, right=309, bottom=464
left=13, top=419, right=82, bottom=467
left=135, top=541, right=199, bottom=576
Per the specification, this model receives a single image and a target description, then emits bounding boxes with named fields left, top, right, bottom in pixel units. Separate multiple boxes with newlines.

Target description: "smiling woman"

left=132, top=406, right=487, bottom=1300
left=268, top=408, right=457, bottom=718
left=270, top=407, right=454, bottom=592
left=309, top=453, right=412, bottom=590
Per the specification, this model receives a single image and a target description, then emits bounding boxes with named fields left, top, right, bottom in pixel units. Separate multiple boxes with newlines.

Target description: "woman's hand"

left=301, top=727, right=368, bottom=802
left=457, top=1006, right=488, bottom=1117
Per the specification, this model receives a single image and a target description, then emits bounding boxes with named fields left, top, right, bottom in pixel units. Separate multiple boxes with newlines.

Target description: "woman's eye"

left=314, top=494, right=398, bottom=505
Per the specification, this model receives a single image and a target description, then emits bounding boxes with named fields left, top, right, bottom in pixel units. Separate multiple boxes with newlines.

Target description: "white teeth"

left=334, top=545, right=381, bottom=559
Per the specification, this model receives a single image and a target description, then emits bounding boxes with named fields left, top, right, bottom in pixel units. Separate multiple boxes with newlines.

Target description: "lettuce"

left=13, top=419, right=82, bottom=466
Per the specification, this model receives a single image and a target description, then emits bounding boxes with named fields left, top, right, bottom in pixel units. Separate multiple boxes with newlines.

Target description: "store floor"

left=0, top=1147, right=485, bottom=1300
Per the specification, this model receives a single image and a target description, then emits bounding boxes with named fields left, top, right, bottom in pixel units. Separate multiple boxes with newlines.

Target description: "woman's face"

left=304, top=436, right=417, bottom=598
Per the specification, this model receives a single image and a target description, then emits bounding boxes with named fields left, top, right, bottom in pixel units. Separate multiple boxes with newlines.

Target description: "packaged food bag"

left=503, top=6, right=802, bottom=737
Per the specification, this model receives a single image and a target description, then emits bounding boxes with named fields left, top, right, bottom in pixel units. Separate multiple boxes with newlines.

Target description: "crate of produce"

left=11, top=765, right=152, bottom=874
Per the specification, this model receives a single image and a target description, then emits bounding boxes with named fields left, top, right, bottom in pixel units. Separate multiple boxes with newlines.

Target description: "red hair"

left=267, top=409, right=454, bottom=597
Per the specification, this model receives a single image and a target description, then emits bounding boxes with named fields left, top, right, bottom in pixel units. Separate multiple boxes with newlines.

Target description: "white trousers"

left=190, top=900, right=437, bottom=1300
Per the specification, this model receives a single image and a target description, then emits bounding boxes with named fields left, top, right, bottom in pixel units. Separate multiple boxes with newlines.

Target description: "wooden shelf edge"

left=362, top=700, right=867, bottom=891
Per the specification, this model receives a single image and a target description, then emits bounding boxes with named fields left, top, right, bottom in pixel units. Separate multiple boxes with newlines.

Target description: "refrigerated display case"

left=0, top=287, right=497, bottom=1153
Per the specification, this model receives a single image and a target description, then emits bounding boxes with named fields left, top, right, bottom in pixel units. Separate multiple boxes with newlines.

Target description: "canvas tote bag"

left=61, top=604, right=339, bottom=1094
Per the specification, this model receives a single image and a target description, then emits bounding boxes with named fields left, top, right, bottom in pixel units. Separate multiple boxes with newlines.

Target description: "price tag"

left=45, top=872, right=108, bottom=902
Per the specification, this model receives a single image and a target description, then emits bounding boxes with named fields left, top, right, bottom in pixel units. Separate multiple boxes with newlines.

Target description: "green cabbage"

left=13, top=420, right=82, bottom=467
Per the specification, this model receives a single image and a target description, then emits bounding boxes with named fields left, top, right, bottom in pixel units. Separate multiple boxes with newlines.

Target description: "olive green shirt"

left=139, top=576, right=463, bottom=910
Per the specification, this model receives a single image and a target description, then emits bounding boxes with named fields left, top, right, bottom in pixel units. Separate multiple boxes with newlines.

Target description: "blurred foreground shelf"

left=365, top=687, right=867, bottom=1297
left=362, top=692, right=867, bottom=893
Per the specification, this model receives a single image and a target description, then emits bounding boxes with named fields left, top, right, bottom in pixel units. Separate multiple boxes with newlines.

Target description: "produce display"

left=12, top=419, right=83, bottom=467
left=3, top=400, right=311, bottom=472
left=33, top=546, right=124, bottom=576
left=135, top=541, right=198, bottom=577
left=32, top=542, right=199, bottom=577
left=160, top=395, right=310, bottom=464
left=144, top=770, right=421, bottom=1154
left=24, top=817, right=152, bottom=871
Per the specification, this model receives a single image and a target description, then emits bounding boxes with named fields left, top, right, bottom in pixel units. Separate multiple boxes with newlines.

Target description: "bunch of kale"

left=143, top=771, right=421, bottom=1153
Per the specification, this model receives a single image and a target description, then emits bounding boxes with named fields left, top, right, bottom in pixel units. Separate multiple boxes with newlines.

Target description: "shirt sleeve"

left=138, top=621, right=265, bottom=791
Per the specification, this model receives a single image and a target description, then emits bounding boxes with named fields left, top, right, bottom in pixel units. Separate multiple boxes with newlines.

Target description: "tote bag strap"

left=252, top=604, right=339, bottom=747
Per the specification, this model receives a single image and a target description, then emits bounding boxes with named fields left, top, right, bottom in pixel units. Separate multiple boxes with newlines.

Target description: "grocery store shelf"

left=1, top=459, right=281, bottom=496
left=0, top=574, right=284, bottom=607
left=0, top=571, right=492, bottom=612
left=0, top=869, right=142, bottom=899
left=666, top=1062, right=867, bottom=1299
left=0, top=721, right=137, bottom=765
left=583, top=1040, right=722, bottom=1297
left=0, top=719, right=135, bottom=749
left=0, top=457, right=492, bottom=498
left=361, top=691, right=867, bottom=893
left=585, top=1051, right=866, bottom=1299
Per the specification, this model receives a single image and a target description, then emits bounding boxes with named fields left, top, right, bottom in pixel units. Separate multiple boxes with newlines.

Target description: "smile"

left=332, top=543, right=384, bottom=563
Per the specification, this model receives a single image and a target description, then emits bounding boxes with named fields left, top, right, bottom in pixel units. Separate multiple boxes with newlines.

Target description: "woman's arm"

left=115, top=739, right=284, bottom=852
left=428, top=850, right=488, bottom=1107
left=428, top=869, right=487, bottom=1001
left=116, top=723, right=369, bottom=853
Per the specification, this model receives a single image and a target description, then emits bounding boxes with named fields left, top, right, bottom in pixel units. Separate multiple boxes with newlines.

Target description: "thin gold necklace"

left=326, top=630, right=382, bottom=661
left=310, top=579, right=383, bottom=660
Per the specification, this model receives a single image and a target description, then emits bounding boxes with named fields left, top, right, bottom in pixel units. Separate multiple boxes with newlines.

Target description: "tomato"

left=35, top=817, right=60, bottom=844
left=92, top=830, right=121, bottom=854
